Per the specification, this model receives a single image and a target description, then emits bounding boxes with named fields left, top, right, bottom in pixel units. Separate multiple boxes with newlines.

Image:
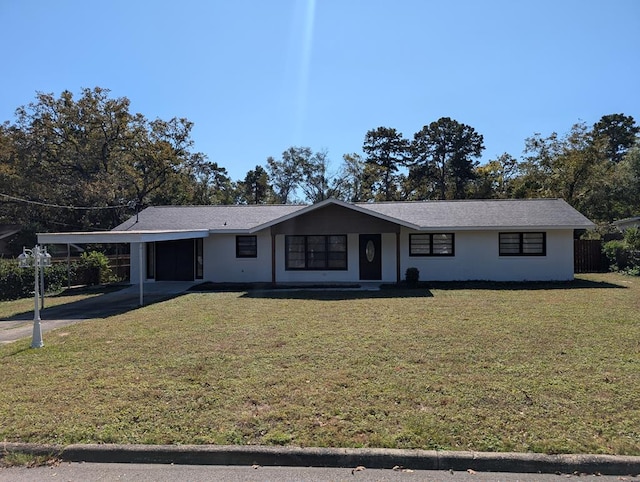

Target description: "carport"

left=37, top=229, right=209, bottom=306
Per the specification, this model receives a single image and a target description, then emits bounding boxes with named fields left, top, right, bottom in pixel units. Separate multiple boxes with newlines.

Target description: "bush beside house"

left=0, top=251, right=118, bottom=301
left=603, top=227, right=640, bottom=274
left=405, top=267, right=420, bottom=287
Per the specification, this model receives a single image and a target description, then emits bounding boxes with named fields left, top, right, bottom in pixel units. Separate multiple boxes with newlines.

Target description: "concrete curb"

left=2, top=443, right=640, bottom=475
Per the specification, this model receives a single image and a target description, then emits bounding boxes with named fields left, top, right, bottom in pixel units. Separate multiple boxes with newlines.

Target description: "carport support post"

left=139, top=243, right=144, bottom=306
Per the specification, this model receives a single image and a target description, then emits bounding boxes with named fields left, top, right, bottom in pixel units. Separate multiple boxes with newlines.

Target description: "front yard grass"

left=0, top=273, right=638, bottom=455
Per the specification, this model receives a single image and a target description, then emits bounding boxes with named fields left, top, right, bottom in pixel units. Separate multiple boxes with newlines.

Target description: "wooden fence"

left=107, top=254, right=130, bottom=281
left=574, top=239, right=607, bottom=273
left=51, top=254, right=130, bottom=284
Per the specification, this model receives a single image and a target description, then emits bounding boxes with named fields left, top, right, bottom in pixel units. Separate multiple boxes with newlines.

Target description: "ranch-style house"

left=38, top=198, right=594, bottom=296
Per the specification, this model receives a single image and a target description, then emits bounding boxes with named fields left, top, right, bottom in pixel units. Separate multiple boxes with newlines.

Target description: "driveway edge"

left=2, top=443, right=639, bottom=475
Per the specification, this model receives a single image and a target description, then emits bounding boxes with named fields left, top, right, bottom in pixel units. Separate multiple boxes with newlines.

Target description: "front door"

left=155, top=239, right=195, bottom=281
left=359, top=234, right=382, bottom=280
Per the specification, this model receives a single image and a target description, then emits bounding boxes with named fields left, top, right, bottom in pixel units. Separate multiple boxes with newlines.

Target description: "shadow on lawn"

left=417, top=278, right=627, bottom=291
left=4, top=279, right=625, bottom=319
left=2, top=285, right=186, bottom=321
left=241, top=289, right=434, bottom=301
left=243, top=278, right=625, bottom=300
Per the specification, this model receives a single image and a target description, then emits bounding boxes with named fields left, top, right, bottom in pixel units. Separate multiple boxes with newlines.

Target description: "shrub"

left=603, top=240, right=628, bottom=271
left=45, top=262, right=75, bottom=292
left=0, top=250, right=121, bottom=301
left=624, top=227, right=640, bottom=250
left=77, top=251, right=115, bottom=285
left=0, top=259, right=32, bottom=301
left=405, top=267, right=420, bottom=287
left=0, top=258, right=80, bottom=301
left=603, top=228, right=640, bottom=274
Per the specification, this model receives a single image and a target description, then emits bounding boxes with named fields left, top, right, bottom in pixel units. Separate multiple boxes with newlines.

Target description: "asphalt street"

left=1, top=462, right=638, bottom=482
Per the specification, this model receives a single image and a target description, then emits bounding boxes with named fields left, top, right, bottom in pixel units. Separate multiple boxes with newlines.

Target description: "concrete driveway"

left=0, top=282, right=195, bottom=345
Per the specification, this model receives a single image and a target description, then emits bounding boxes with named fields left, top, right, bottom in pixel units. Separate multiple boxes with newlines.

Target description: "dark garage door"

left=155, top=239, right=195, bottom=281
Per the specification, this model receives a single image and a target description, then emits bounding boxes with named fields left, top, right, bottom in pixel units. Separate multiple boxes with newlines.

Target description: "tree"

left=362, top=127, right=409, bottom=201
left=267, top=147, right=309, bottom=204
left=333, top=153, right=370, bottom=202
left=298, top=149, right=346, bottom=203
left=592, top=113, right=640, bottom=163
left=601, top=145, right=640, bottom=220
left=1, top=87, right=211, bottom=234
left=515, top=122, right=614, bottom=220
left=410, top=117, right=484, bottom=200
left=190, top=161, right=237, bottom=205
left=6, top=87, right=137, bottom=230
left=124, top=116, right=208, bottom=208
left=240, top=165, right=271, bottom=204
left=0, top=123, right=24, bottom=225
left=470, top=153, right=518, bottom=199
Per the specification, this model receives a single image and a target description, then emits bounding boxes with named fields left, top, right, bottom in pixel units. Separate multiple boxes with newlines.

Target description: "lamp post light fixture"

left=18, top=245, right=52, bottom=348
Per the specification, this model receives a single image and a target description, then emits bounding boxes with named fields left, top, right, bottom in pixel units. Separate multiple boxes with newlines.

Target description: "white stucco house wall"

left=38, top=198, right=594, bottom=295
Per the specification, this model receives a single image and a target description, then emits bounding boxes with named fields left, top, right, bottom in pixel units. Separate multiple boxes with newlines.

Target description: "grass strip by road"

left=0, top=274, right=638, bottom=455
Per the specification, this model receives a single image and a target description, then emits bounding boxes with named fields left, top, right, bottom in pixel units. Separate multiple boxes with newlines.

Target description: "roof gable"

left=249, top=198, right=418, bottom=232
left=269, top=201, right=405, bottom=235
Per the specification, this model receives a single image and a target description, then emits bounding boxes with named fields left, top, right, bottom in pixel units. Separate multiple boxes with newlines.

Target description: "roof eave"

left=38, top=229, right=210, bottom=244
left=412, top=224, right=594, bottom=231
left=208, top=228, right=254, bottom=234
left=613, top=217, right=640, bottom=226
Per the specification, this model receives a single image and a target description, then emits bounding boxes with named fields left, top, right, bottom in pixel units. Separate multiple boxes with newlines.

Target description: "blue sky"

left=1, top=0, right=639, bottom=182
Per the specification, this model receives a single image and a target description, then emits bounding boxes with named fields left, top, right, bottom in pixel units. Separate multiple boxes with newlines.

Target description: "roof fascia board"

left=38, top=229, right=209, bottom=244
left=208, top=229, right=253, bottom=235
left=410, top=224, right=593, bottom=231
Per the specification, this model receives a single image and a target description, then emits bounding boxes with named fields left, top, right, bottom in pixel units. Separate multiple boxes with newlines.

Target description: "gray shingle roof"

left=113, top=205, right=306, bottom=232
left=113, top=199, right=593, bottom=233
left=357, top=198, right=593, bottom=230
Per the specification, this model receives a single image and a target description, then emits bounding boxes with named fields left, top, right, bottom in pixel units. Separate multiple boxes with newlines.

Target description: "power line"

left=0, top=193, right=127, bottom=210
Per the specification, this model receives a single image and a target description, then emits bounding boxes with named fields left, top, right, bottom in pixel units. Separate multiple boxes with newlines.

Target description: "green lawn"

left=1, top=274, right=638, bottom=455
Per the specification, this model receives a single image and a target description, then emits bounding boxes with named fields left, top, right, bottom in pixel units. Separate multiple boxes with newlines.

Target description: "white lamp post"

left=18, top=245, right=52, bottom=348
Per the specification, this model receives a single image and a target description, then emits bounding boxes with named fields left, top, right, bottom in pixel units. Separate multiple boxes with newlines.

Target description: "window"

left=236, top=236, right=257, bottom=258
left=409, top=233, right=455, bottom=256
left=285, top=235, right=347, bottom=270
left=499, top=232, right=546, bottom=256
